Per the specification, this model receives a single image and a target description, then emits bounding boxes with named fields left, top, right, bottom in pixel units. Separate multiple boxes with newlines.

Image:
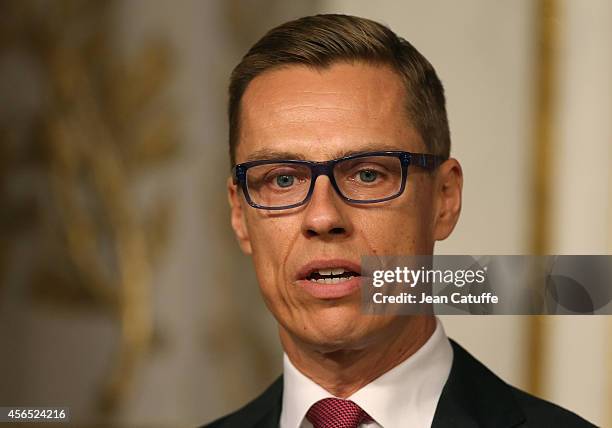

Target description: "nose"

left=301, top=175, right=352, bottom=239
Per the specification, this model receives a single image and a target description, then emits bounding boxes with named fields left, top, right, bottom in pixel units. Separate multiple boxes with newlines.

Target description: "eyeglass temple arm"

left=231, top=165, right=244, bottom=185
left=410, top=153, right=446, bottom=170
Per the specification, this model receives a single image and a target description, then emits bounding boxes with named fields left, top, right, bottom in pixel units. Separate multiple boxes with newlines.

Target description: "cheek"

left=246, top=215, right=296, bottom=286
left=360, top=183, right=435, bottom=254
left=360, top=213, right=426, bottom=254
left=249, top=215, right=294, bottom=251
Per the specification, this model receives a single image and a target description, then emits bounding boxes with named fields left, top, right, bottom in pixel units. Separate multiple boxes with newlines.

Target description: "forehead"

left=237, top=62, right=423, bottom=162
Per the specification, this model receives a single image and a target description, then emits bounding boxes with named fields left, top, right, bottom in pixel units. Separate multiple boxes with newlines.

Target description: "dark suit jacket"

left=203, top=340, right=596, bottom=427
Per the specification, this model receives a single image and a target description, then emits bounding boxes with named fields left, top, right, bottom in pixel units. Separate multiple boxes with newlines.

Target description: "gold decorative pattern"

left=0, top=0, right=177, bottom=413
left=526, top=0, right=559, bottom=397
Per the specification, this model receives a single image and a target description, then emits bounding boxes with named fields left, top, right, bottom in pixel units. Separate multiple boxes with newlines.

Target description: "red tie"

left=306, top=398, right=372, bottom=428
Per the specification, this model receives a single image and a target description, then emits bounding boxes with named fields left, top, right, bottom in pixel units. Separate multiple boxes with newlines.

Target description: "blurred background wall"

left=0, top=1, right=610, bottom=427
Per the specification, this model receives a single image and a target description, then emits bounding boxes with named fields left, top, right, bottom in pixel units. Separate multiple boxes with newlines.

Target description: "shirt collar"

left=280, top=317, right=453, bottom=428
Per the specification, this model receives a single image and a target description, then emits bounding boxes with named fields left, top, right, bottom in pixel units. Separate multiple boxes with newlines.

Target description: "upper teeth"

left=317, top=268, right=346, bottom=276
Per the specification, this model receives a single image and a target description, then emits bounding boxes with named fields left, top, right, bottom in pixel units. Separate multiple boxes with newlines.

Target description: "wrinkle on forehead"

left=242, top=64, right=405, bottom=120
left=237, top=63, right=419, bottom=162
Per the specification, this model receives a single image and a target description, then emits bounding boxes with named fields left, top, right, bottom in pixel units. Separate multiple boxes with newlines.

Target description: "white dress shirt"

left=280, top=318, right=453, bottom=428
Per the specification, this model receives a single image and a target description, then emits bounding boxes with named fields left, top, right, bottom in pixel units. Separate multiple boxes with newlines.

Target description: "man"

left=205, top=14, right=594, bottom=428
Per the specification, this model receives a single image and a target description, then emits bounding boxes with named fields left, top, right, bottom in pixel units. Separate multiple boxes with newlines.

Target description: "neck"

left=280, top=315, right=436, bottom=398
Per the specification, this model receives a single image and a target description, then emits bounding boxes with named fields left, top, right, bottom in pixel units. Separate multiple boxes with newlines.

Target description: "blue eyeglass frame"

left=232, top=150, right=446, bottom=210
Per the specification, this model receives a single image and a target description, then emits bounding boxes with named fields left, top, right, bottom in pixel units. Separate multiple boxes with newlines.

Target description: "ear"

left=227, top=176, right=252, bottom=254
left=433, top=158, right=463, bottom=241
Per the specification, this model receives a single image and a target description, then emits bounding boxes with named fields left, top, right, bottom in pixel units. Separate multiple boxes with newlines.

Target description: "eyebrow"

left=334, top=144, right=407, bottom=158
left=244, top=148, right=307, bottom=162
left=243, top=143, right=409, bottom=162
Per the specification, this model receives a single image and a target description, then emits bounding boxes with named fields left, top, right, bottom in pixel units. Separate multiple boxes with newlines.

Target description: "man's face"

left=228, top=62, right=460, bottom=352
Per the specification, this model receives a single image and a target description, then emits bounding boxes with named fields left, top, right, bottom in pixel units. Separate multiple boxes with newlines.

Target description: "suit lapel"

left=432, top=340, right=526, bottom=428
left=253, top=392, right=282, bottom=428
left=215, top=376, right=282, bottom=428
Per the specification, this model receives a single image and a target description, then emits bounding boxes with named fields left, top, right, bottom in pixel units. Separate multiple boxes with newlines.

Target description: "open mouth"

left=296, top=260, right=362, bottom=298
left=305, top=268, right=360, bottom=284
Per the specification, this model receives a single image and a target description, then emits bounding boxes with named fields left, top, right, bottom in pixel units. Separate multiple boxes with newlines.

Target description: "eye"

left=275, top=174, right=295, bottom=188
left=358, top=169, right=378, bottom=183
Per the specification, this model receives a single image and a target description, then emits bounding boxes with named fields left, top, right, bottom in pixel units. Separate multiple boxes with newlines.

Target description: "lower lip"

left=296, top=276, right=362, bottom=299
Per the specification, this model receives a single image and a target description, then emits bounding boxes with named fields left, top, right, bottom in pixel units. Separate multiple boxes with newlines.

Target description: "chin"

left=296, top=307, right=383, bottom=351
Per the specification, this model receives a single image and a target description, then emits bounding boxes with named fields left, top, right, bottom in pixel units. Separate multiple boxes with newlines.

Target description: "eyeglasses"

left=232, top=151, right=446, bottom=210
